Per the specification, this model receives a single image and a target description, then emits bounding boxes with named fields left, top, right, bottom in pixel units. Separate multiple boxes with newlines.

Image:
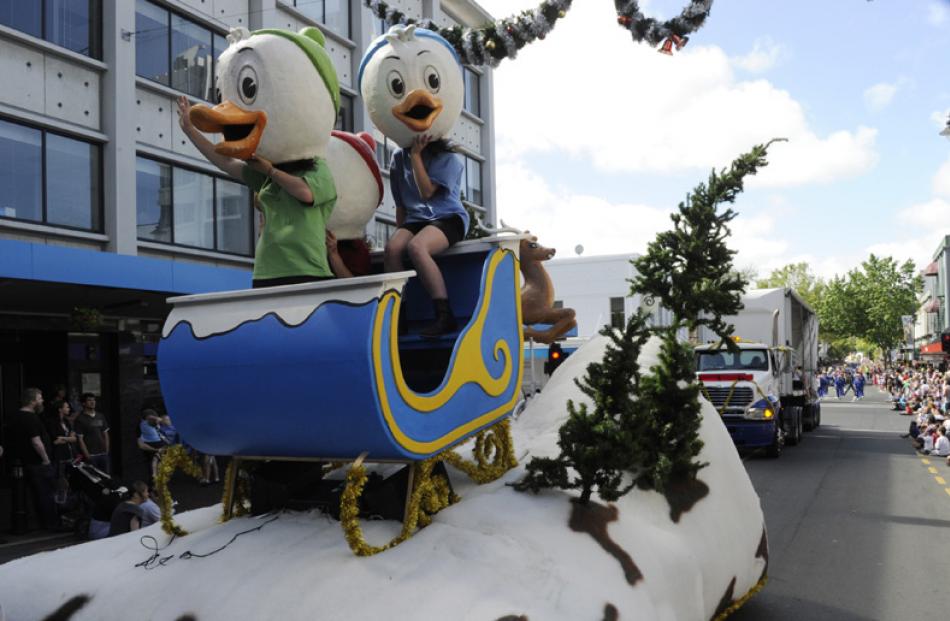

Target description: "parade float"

left=0, top=2, right=778, bottom=620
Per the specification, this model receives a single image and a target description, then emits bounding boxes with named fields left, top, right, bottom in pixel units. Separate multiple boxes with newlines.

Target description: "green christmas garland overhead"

left=364, top=0, right=573, bottom=67
left=614, top=0, right=714, bottom=52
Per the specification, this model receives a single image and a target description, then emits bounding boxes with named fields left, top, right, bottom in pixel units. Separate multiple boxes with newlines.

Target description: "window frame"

left=0, top=115, right=103, bottom=233
left=135, top=154, right=254, bottom=257
left=463, top=66, right=481, bottom=117
left=609, top=296, right=625, bottom=330
left=135, top=0, right=227, bottom=102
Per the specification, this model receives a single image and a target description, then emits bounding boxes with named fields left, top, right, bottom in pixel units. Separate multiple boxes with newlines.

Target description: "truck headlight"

left=745, top=407, right=774, bottom=420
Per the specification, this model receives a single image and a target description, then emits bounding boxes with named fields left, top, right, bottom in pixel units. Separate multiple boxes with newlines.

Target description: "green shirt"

left=243, top=159, right=337, bottom=281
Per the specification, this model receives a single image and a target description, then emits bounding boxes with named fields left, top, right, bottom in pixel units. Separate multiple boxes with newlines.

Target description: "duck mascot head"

left=191, top=26, right=339, bottom=162
left=358, top=24, right=464, bottom=148
left=189, top=26, right=381, bottom=241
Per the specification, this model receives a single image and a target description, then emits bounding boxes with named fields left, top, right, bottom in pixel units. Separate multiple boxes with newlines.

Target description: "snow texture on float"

left=0, top=335, right=766, bottom=621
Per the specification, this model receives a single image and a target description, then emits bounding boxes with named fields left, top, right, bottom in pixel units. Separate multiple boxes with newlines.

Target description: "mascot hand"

left=177, top=96, right=195, bottom=134
left=248, top=154, right=275, bottom=176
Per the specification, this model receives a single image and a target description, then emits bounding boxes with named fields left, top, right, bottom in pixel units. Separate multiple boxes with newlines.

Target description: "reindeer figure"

left=477, top=219, right=577, bottom=344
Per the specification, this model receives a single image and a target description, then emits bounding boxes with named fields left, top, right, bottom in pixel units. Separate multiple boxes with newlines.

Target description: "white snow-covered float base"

left=0, top=336, right=767, bottom=621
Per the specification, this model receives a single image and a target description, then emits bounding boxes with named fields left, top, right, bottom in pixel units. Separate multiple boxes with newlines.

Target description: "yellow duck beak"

left=189, top=101, right=268, bottom=161
left=391, top=89, right=443, bottom=133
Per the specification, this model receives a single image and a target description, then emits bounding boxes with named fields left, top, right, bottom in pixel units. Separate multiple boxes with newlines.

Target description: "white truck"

left=694, top=288, right=821, bottom=457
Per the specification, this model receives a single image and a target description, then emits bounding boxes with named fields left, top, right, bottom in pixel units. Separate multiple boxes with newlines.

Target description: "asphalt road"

left=732, top=387, right=950, bottom=621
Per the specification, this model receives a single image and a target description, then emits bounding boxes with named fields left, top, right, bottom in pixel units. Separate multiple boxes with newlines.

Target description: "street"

left=733, top=387, right=950, bottom=621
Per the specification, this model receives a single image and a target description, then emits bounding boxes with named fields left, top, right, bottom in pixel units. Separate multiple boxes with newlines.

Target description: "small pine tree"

left=515, top=310, right=652, bottom=504
left=516, top=142, right=778, bottom=506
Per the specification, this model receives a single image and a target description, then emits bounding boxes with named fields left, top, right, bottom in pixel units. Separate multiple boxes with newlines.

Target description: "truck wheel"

left=766, top=424, right=783, bottom=458
left=786, top=407, right=803, bottom=446
left=815, top=404, right=821, bottom=428
left=804, top=405, right=815, bottom=432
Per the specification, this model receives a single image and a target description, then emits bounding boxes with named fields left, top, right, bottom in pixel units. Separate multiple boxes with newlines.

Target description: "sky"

left=475, top=0, right=950, bottom=279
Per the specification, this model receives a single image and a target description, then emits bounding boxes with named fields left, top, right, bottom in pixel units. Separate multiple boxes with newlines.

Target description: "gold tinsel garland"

left=154, top=445, right=203, bottom=536
left=340, top=456, right=459, bottom=556
left=444, top=418, right=518, bottom=484
left=714, top=576, right=768, bottom=621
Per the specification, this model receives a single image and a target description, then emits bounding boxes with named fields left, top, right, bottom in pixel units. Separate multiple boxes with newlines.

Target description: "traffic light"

left=942, top=330, right=950, bottom=353
left=544, top=343, right=569, bottom=375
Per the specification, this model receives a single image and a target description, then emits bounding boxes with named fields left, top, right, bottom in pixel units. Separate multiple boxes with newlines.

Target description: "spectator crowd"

left=882, top=365, right=950, bottom=463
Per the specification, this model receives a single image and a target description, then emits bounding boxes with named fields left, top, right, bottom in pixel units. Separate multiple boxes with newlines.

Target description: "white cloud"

left=732, top=37, right=784, bottom=73
left=863, top=82, right=899, bottom=111
left=928, top=2, right=948, bottom=26
left=933, top=157, right=950, bottom=197
left=932, top=108, right=950, bottom=133
left=480, top=0, right=877, bottom=189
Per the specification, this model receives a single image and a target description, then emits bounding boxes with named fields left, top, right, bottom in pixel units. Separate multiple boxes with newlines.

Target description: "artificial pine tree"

left=516, top=142, right=777, bottom=510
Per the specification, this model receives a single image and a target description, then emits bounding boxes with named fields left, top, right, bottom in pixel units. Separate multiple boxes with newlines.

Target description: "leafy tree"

left=816, top=254, right=921, bottom=362
left=755, top=262, right=826, bottom=310
left=516, top=142, right=777, bottom=506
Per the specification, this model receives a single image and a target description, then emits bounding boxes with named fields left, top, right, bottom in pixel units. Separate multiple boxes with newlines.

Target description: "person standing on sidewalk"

left=8, top=388, right=59, bottom=531
left=74, top=393, right=111, bottom=474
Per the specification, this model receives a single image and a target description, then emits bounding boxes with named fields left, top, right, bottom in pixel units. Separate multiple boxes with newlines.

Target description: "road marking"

left=946, top=488, right=950, bottom=498
left=936, top=476, right=947, bottom=485
left=929, top=467, right=938, bottom=474
left=922, top=459, right=931, bottom=465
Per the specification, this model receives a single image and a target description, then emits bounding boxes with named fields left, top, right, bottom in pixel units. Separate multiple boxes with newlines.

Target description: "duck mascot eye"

left=358, top=24, right=465, bottom=148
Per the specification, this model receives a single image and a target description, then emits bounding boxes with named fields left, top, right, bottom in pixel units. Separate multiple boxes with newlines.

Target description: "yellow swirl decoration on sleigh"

left=371, top=248, right=524, bottom=456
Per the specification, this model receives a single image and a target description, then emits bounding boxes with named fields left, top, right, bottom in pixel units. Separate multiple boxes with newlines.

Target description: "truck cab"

left=695, top=339, right=802, bottom=457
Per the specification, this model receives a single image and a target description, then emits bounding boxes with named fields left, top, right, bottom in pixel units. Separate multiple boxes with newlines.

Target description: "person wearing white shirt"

left=933, top=428, right=950, bottom=457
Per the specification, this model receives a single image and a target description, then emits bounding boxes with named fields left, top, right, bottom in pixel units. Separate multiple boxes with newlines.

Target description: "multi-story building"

left=915, top=237, right=950, bottom=360
left=0, top=0, right=497, bottom=477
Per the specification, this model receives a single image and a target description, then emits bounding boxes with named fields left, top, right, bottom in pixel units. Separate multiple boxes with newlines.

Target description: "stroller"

left=64, top=460, right=130, bottom=539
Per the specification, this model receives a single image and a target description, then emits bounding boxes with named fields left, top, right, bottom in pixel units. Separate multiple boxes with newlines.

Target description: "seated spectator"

left=933, top=427, right=950, bottom=457
left=137, top=410, right=165, bottom=481
left=137, top=483, right=162, bottom=528
left=108, top=481, right=148, bottom=537
left=158, top=414, right=180, bottom=446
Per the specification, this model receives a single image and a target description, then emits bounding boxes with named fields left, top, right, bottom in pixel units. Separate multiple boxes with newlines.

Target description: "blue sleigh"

left=157, top=236, right=524, bottom=549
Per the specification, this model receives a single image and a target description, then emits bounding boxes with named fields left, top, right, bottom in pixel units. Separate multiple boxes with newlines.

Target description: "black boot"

left=420, top=298, right=457, bottom=338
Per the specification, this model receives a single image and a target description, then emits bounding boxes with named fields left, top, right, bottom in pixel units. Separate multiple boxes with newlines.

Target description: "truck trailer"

left=695, top=288, right=821, bottom=457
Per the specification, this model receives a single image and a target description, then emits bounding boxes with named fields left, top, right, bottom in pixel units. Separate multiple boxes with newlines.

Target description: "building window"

left=464, top=156, right=482, bottom=205
left=293, top=0, right=350, bottom=39
left=372, top=220, right=396, bottom=250
left=376, top=136, right=396, bottom=170
left=0, top=0, right=100, bottom=58
left=0, top=117, right=101, bottom=231
left=610, top=297, right=625, bottom=330
left=463, top=67, right=480, bottom=117
left=335, top=93, right=354, bottom=132
left=135, top=156, right=253, bottom=256
left=135, top=0, right=224, bottom=101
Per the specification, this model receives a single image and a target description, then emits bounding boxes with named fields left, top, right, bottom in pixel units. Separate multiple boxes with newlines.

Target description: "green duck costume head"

left=190, top=26, right=340, bottom=163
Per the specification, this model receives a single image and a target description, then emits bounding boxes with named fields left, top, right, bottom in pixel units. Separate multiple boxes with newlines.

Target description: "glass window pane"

left=45, top=0, right=95, bottom=57
left=171, top=14, right=212, bottom=98
left=0, top=0, right=41, bottom=38
left=211, top=32, right=227, bottom=101
left=136, top=157, right=172, bottom=242
left=335, top=94, right=354, bottom=132
left=173, top=168, right=214, bottom=249
left=135, top=0, right=169, bottom=85
left=464, top=68, right=480, bottom=117
left=324, top=0, right=349, bottom=38
left=466, top=158, right=482, bottom=205
left=0, top=120, right=42, bottom=222
left=216, top=178, right=251, bottom=255
left=293, top=0, right=324, bottom=24
left=46, top=133, right=99, bottom=230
